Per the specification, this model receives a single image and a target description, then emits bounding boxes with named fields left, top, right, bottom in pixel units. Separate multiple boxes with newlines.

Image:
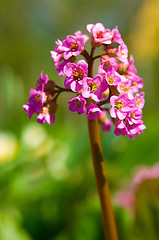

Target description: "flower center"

left=35, top=94, right=41, bottom=102
left=108, top=76, right=115, bottom=84
left=70, top=42, right=78, bottom=51
left=96, top=31, right=104, bottom=39
left=120, top=52, right=125, bottom=56
left=136, top=98, right=141, bottom=106
left=132, top=81, right=137, bottom=86
left=115, top=101, right=123, bottom=110
left=89, top=82, right=97, bottom=92
left=75, top=100, right=81, bottom=106
left=104, top=61, right=110, bottom=68
left=73, top=69, right=84, bottom=81
left=120, top=84, right=130, bottom=92
left=41, top=106, right=48, bottom=115
left=131, top=112, right=135, bottom=118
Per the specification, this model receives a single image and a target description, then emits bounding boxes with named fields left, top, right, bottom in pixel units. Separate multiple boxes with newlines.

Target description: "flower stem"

left=87, top=118, right=118, bottom=240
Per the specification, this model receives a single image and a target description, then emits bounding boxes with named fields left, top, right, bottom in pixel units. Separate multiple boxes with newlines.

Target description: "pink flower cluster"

left=114, top=163, right=159, bottom=213
left=23, top=23, right=146, bottom=139
left=23, top=72, right=57, bottom=124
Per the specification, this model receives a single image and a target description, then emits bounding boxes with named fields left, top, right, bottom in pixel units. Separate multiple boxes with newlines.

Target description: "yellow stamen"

left=115, top=101, right=123, bottom=110
left=108, top=76, right=115, bottom=84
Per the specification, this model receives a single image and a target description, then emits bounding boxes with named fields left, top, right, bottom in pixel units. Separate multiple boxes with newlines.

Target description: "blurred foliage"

left=0, top=0, right=159, bottom=239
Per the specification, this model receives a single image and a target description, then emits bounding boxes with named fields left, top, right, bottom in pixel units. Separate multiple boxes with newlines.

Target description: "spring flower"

left=117, top=76, right=132, bottom=95
left=24, top=22, right=146, bottom=138
left=127, top=108, right=143, bottom=125
left=133, top=92, right=145, bottom=109
left=105, top=71, right=121, bottom=86
left=68, top=96, right=86, bottom=114
left=127, top=55, right=137, bottom=76
left=23, top=89, right=47, bottom=118
left=50, top=30, right=88, bottom=76
left=129, top=76, right=143, bottom=93
left=64, top=60, right=88, bottom=92
left=36, top=71, right=49, bottom=91
left=114, top=120, right=128, bottom=136
left=110, top=93, right=133, bottom=120
left=87, top=23, right=112, bottom=44
left=127, top=120, right=146, bottom=139
left=82, top=74, right=108, bottom=102
left=73, top=30, right=89, bottom=45
left=87, top=103, right=103, bottom=120
left=99, top=57, right=118, bottom=73
left=37, top=102, right=57, bottom=125
left=111, top=26, right=123, bottom=44
left=116, top=42, right=128, bottom=65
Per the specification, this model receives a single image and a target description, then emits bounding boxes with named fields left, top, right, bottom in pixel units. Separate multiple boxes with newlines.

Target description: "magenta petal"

left=45, top=112, right=55, bottom=125
left=70, top=81, right=82, bottom=92
left=64, top=77, right=72, bottom=89
left=37, top=113, right=46, bottom=124
left=82, top=88, right=91, bottom=98
left=117, top=111, right=127, bottom=120
left=64, top=63, right=75, bottom=77
left=110, top=95, right=118, bottom=106
left=77, top=60, right=88, bottom=74
left=110, top=107, right=116, bottom=118
left=23, top=104, right=29, bottom=112
left=87, top=24, right=94, bottom=33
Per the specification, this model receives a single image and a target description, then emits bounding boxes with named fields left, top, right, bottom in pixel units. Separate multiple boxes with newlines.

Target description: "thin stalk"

left=87, top=119, right=118, bottom=240
left=86, top=47, right=118, bottom=240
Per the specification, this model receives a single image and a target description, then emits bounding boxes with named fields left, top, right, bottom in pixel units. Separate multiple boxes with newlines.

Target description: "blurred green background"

left=0, top=0, right=159, bottom=239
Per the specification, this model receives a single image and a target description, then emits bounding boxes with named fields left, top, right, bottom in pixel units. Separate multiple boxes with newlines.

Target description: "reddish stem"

left=87, top=119, right=118, bottom=240
left=86, top=47, right=118, bottom=240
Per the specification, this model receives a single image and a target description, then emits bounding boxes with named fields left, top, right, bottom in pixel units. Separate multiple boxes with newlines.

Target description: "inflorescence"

left=23, top=23, right=146, bottom=139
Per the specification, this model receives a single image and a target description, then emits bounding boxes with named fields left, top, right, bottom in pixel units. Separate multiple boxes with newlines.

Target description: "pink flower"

left=23, top=88, right=47, bottom=118
left=61, top=35, right=86, bottom=60
left=64, top=60, right=88, bottom=92
left=116, top=42, right=128, bottom=65
left=127, top=109, right=143, bottom=125
left=87, top=23, right=112, bottom=44
left=114, top=120, right=128, bottom=136
left=111, top=26, right=123, bottom=44
left=133, top=92, right=145, bottom=109
left=110, top=93, right=133, bottom=120
left=87, top=103, right=103, bottom=120
left=129, top=75, right=143, bottom=93
left=73, top=30, right=89, bottom=45
left=68, top=96, right=86, bottom=114
left=50, top=30, right=88, bottom=76
left=117, top=76, right=132, bottom=96
left=82, top=74, right=108, bottom=102
left=36, top=71, right=48, bottom=91
left=127, top=120, right=146, bottom=139
left=127, top=55, right=137, bottom=75
left=50, top=48, right=73, bottom=77
left=99, top=57, right=118, bottom=73
left=105, top=71, right=121, bottom=86
left=37, top=102, right=57, bottom=125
